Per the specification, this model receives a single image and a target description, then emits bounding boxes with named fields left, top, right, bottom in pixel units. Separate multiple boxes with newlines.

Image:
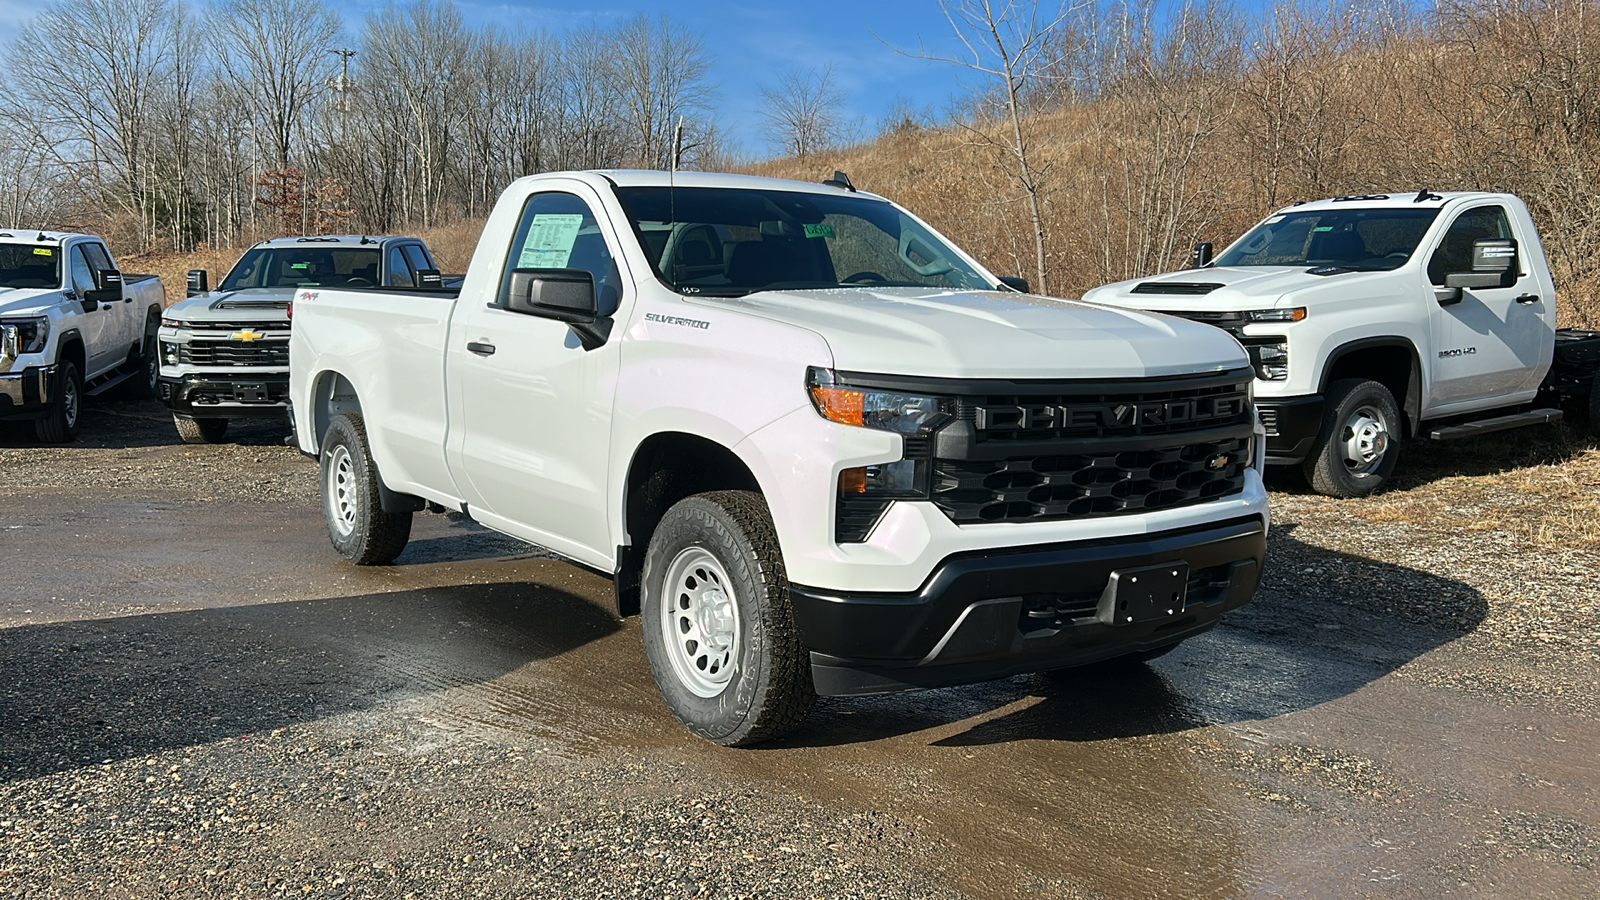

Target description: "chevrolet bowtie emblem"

left=231, top=329, right=265, bottom=342
left=1205, top=453, right=1231, bottom=471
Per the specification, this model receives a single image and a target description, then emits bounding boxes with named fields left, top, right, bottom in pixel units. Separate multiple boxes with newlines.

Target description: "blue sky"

left=0, top=0, right=980, bottom=158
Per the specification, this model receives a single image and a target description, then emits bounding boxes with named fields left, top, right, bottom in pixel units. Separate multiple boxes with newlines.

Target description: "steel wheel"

left=326, top=444, right=358, bottom=537
left=659, top=546, right=742, bottom=698
left=62, top=374, right=79, bottom=428
left=1338, top=404, right=1390, bottom=477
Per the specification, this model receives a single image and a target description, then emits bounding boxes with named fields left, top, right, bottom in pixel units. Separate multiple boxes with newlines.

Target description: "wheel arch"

left=1319, top=338, right=1423, bottom=438
left=309, top=370, right=363, bottom=454
left=614, top=431, right=763, bottom=617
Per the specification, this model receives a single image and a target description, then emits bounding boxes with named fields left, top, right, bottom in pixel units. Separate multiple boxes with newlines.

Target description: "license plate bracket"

left=1098, top=562, right=1189, bottom=625
left=234, top=383, right=268, bottom=403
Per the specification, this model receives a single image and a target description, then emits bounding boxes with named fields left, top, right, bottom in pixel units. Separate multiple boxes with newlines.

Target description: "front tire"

left=34, top=359, right=82, bottom=443
left=640, top=491, right=815, bottom=746
left=319, top=412, right=412, bottom=565
left=174, top=414, right=229, bottom=444
left=1303, top=379, right=1401, bottom=498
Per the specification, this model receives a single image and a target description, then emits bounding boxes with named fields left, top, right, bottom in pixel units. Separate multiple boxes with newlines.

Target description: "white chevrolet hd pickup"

left=159, top=234, right=446, bottom=443
left=1085, top=191, right=1600, bottom=497
left=289, top=170, right=1270, bottom=745
left=0, top=230, right=166, bottom=441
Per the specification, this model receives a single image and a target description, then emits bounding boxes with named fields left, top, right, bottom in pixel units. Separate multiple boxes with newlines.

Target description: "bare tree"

left=212, top=0, right=340, bottom=171
left=759, top=65, right=848, bottom=158
left=611, top=14, right=717, bottom=169
left=898, top=0, right=1084, bottom=294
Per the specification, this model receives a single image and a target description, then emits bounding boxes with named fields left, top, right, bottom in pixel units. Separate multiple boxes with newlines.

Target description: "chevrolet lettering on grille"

left=973, top=394, right=1248, bottom=431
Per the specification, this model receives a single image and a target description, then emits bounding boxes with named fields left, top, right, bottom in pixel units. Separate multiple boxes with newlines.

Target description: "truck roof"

left=252, top=235, right=413, bottom=249
left=1279, top=191, right=1511, bottom=213
left=0, top=230, right=99, bottom=244
left=534, top=169, right=882, bottom=200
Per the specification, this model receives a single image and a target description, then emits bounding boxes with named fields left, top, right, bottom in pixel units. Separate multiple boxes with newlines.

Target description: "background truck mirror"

left=998, top=276, right=1030, bottom=293
left=186, top=269, right=208, bottom=296
left=414, top=268, right=443, bottom=289
left=1191, top=242, right=1214, bottom=268
left=1444, top=238, right=1517, bottom=291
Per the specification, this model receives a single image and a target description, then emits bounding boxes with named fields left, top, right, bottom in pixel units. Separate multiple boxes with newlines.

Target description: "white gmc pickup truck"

left=289, top=170, right=1270, bottom=745
left=1085, top=191, right=1600, bottom=497
left=0, top=230, right=166, bottom=441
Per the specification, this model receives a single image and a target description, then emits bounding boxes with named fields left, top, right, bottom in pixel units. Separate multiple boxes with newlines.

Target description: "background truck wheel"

left=118, top=316, right=160, bottom=400
left=34, top=359, right=82, bottom=443
left=319, top=412, right=411, bottom=565
left=640, top=491, right=815, bottom=746
left=174, top=414, right=229, bottom=444
left=1304, top=379, right=1401, bottom=498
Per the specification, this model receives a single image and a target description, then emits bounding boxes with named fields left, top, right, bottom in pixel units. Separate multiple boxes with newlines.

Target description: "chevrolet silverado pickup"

left=0, top=231, right=165, bottom=441
left=289, top=170, right=1270, bottom=745
left=158, top=234, right=446, bottom=443
left=1085, top=191, right=1600, bottom=497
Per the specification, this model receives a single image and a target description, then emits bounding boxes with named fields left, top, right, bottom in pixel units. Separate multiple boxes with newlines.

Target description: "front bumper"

left=791, top=514, right=1267, bottom=696
left=159, top=374, right=290, bottom=419
left=0, top=365, right=54, bottom=420
left=1257, top=394, right=1324, bottom=464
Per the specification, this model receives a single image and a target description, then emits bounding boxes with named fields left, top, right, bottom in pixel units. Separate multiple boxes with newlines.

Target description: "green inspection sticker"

left=1313, top=226, right=1333, bottom=232
left=803, top=223, right=835, bottom=239
left=291, top=262, right=309, bottom=269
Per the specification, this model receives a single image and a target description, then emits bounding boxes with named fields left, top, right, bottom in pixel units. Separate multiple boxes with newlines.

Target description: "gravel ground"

left=2, top=397, right=1598, bottom=898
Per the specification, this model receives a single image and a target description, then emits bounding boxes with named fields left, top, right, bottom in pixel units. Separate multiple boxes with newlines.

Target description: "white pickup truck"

left=1085, top=192, right=1600, bottom=497
left=159, top=235, right=447, bottom=443
left=0, top=231, right=166, bottom=441
left=289, top=170, right=1270, bottom=745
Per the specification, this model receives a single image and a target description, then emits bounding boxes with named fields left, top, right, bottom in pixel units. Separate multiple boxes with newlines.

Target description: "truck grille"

left=179, top=340, right=289, bottom=367
left=932, top=436, right=1250, bottom=524
left=927, top=369, right=1254, bottom=526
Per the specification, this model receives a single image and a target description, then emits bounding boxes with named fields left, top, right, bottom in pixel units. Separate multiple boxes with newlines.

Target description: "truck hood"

left=1083, top=265, right=1396, bottom=310
left=163, top=287, right=295, bottom=324
left=0, top=287, right=69, bottom=318
left=701, top=286, right=1248, bottom=379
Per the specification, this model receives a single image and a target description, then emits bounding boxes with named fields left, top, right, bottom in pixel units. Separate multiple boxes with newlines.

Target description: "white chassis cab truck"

left=0, top=230, right=166, bottom=441
left=289, top=170, right=1271, bottom=745
left=1084, top=191, right=1600, bottom=497
left=158, top=234, right=445, bottom=443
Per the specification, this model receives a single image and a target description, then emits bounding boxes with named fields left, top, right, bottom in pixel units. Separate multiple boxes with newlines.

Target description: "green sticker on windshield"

left=804, top=223, right=835, bottom=239
left=1313, top=226, right=1333, bottom=232
left=32, top=247, right=52, bottom=256
left=291, top=262, right=309, bottom=269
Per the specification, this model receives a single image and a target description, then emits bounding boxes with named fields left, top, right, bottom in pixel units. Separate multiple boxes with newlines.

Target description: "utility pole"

left=329, top=48, right=357, bottom=131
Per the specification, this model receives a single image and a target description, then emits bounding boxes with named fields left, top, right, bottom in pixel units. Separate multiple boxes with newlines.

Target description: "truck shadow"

left=774, top=523, right=1489, bottom=748
left=0, top=582, right=618, bottom=784
left=0, top=399, right=290, bottom=449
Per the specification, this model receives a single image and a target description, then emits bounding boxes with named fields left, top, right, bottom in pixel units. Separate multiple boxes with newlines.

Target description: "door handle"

left=123, top=296, right=133, bottom=303
left=1515, top=294, right=1540, bottom=305
left=466, top=341, right=496, bottom=356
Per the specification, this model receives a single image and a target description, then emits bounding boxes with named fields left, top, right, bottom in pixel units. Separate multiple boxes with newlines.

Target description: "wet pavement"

left=1, top=400, right=1597, bottom=898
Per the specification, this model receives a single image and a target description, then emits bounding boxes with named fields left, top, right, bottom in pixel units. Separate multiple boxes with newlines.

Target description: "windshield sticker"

left=32, top=247, right=52, bottom=256
left=1313, top=226, right=1333, bottom=232
left=803, top=223, right=835, bottom=239
left=518, top=214, right=584, bottom=269
left=291, top=262, right=309, bottom=270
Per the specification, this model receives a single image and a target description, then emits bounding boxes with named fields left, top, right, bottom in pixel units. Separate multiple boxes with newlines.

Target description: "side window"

left=401, top=244, right=433, bottom=276
left=500, top=191, right=619, bottom=314
left=82, top=242, right=113, bottom=274
left=1428, top=206, right=1514, bottom=285
left=68, top=246, right=95, bottom=295
left=386, top=246, right=414, bottom=287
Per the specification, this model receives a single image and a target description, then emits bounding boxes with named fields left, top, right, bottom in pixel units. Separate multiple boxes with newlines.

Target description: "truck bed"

left=1549, top=329, right=1600, bottom=395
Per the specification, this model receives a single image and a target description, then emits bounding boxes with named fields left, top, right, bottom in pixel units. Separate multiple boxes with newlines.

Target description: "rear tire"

left=640, top=491, right=815, bottom=746
left=1303, top=379, right=1401, bottom=498
left=319, top=412, right=411, bottom=565
left=34, top=359, right=82, bottom=443
left=174, top=414, right=229, bottom=444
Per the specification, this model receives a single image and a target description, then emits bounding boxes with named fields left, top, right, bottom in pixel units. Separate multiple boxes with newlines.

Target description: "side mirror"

left=997, top=276, right=1030, bottom=293
left=187, top=269, right=209, bottom=297
left=414, top=268, right=443, bottom=289
left=1443, top=238, right=1517, bottom=291
left=1191, top=242, right=1214, bottom=268
left=85, top=268, right=123, bottom=305
left=504, top=268, right=611, bottom=350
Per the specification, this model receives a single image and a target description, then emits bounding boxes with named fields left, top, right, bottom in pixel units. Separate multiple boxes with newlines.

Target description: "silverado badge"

left=230, top=329, right=265, bottom=342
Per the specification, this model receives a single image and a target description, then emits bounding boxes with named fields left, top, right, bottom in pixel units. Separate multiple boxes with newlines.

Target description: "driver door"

left=66, top=245, right=117, bottom=376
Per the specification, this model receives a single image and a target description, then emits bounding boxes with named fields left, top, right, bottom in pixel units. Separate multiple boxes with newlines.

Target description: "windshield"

left=220, top=246, right=382, bottom=291
left=0, top=243, right=62, bottom=289
left=613, top=186, right=994, bottom=296
left=1214, top=208, right=1441, bottom=271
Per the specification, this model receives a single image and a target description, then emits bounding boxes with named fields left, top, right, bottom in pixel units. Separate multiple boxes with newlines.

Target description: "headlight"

left=1242, top=338, right=1288, bottom=381
left=1244, top=307, right=1306, bottom=323
left=0, top=317, right=49, bottom=353
left=806, top=367, right=952, bottom=435
left=161, top=341, right=180, bottom=366
left=160, top=316, right=183, bottom=328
